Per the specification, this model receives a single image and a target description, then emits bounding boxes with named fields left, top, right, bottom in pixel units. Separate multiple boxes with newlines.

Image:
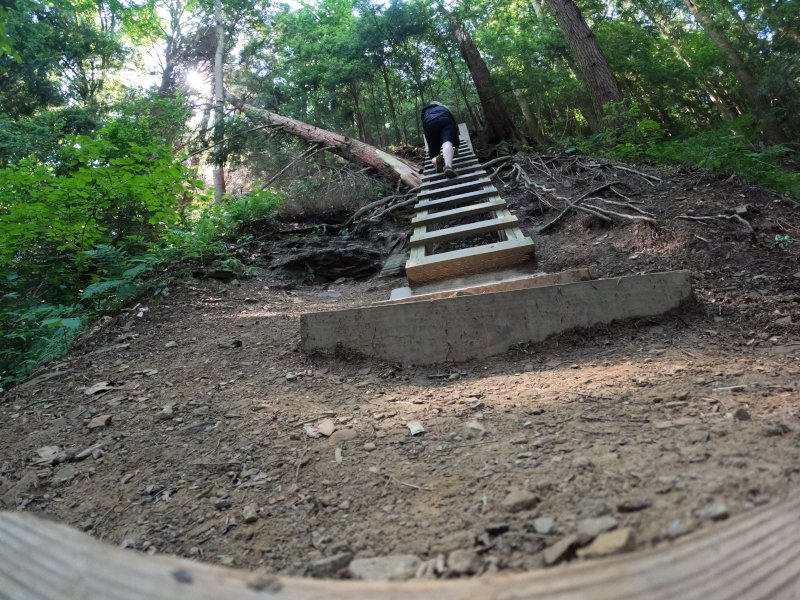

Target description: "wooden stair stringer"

left=406, top=123, right=534, bottom=285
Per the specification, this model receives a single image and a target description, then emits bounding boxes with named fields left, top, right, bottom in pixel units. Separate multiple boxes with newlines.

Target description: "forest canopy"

left=0, top=0, right=798, bottom=384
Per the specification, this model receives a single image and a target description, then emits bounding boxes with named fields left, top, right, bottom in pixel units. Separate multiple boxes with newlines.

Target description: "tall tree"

left=542, top=0, right=623, bottom=129
left=681, top=0, right=785, bottom=143
left=447, top=15, right=521, bottom=145
left=212, top=0, right=226, bottom=202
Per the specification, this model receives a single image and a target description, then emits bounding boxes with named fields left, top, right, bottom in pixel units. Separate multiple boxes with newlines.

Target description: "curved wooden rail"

left=1, top=490, right=799, bottom=600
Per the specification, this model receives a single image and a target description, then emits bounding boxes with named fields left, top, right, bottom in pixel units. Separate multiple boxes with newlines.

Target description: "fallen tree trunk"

left=229, top=97, right=422, bottom=189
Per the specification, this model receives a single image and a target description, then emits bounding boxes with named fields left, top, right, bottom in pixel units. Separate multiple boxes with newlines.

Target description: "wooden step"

left=416, top=186, right=497, bottom=210
left=417, top=177, right=492, bottom=201
left=406, top=237, right=535, bottom=284
left=411, top=198, right=508, bottom=226
left=420, top=171, right=486, bottom=191
left=410, top=215, right=519, bottom=247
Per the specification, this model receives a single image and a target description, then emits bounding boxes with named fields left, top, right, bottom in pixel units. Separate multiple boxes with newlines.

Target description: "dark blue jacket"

left=421, top=103, right=455, bottom=126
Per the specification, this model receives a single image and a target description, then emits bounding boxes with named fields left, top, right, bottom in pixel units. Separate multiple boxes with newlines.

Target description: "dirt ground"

left=1, top=157, right=799, bottom=581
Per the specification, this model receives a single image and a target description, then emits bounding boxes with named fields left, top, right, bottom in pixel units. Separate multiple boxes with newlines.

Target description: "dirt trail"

left=1, top=163, right=799, bottom=580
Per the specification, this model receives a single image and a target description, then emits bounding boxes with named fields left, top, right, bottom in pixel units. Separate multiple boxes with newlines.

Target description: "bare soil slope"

left=1, top=158, right=799, bottom=580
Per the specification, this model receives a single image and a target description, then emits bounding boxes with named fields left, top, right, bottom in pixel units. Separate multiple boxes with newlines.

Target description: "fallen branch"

left=594, top=198, right=656, bottom=217
left=482, top=156, right=511, bottom=170
left=677, top=214, right=754, bottom=233
left=259, top=144, right=334, bottom=190
left=537, top=181, right=621, bottom=233
left=611, top=165, right=662, bottom=185
left=583, top=204, right=658, bottom=225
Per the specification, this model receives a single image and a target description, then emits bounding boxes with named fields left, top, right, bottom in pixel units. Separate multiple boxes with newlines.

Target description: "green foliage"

left=571, top=110, right=798, bottom=199
left=0, top=302, right=84, bottom=385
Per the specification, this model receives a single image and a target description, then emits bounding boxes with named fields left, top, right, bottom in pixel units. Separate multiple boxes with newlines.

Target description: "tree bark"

left=682, top=0, right=784, bottom=143
left=513, top=88, right=546, bottom=144
left=212, top=0, right=226, bottom=203
left=231, top=98, right=421, bottom=189
left=448, top=17, right=522, bottom=145
left=543, top=0, right=623, bottom=129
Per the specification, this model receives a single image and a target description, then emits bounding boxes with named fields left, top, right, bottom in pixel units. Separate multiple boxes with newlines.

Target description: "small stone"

left=464, top=420, right=485, bottom=440
left=348, top=554, right=420, bottom=581
left=762, top=423, right=790, bottom=437
left=308, top=553, right=353, bottom=578
left=572, top=456, right=592, bottom=469
left=407, top=420, right=426, bottom=436
left=155, top=405, right=174, bottom=421
left=533, top=516, right=554, bottom=535
left=543, top=534, right=578, bottom=566
left=733, top=407, right=751, bottom=421
left=329, top=429, right=358, bottom=444
left=433, top=530, right=474, bottom=553
left=687, top=429, right=709, bottom=443
left=617, top=499, right=652, bottom=513
left=87, top=414, right=112, bottom=429
left=501, top=489, right=540, bottom=513
left=447, top=549, right=481, bottom=575
left=577, top=516, right=618, bottom=543
left=214, top=495, right=232, bottom=510
left=695, top=503, right=729, bottom=521
left=285, top=372, right=298, bottom=381
left=242, top=504, right=258, bottom=523
left=577, top=527, right=633, bottom=558
left=164, top=341, right=178, bottom=349
left=53, top=464, right=78, bottom=485
left=666, top=519, right=695, bottom=539
left=363, top=442, right=377, bottom=452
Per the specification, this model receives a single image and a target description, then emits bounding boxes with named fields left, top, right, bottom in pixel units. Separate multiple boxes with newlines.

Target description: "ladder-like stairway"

left=405, top=124, right=535, bottom=285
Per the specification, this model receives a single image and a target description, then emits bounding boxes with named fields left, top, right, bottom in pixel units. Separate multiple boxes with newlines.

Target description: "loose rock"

left=447, top=549, right=481, bottom=575
left=501, top=489, right=540, bottom=513
left=308, top=552, right=353, bottom=578
left=533, top=516, right=554, bottom=535
left=348, top=554, right=420, bottom=581
left=695, top=503, right=729, bottom=521
left=543, top=534, right=578, bottom=566
left=577, top=516, right=618, bottom=544
left=577, top=528, right=633, bottom=558
left=87, top=414, right=112, bottom=429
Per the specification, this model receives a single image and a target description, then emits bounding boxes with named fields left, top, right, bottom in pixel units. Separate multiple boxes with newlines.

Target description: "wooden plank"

left=405, top=237, right=535, bottom=283
left=382, top=268, right=593, bottom=305
left=417, top=178, right=493, bottom=201
left=421, top=162, right=482, bottom=182
left=420, top=171, right=486, bottom=191
left=411, top=199, right=507, bottom=226
left=409, top=222, right=427, bottom=264
left=3, top=483, right=799, bottom=599
left=303, top=271, right=691, bottom=363
left=416, top=186, right=497, bottom=210
left=409, top=215, right=518, bottom=247
left=458, top=122, right=473, bottom=154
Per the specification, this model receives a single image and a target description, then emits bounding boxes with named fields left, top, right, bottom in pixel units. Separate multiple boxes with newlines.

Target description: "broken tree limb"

left=583, top=203, right=658, bottom=225
left=611, top=164, right=662, bottom=184
left=677, top=214, right=754, bottom=233
left=228, top=95, right=421, bottom=188
left=537, top=181, right=621, bottom=233
left=259, top=144, right=334, bottom=190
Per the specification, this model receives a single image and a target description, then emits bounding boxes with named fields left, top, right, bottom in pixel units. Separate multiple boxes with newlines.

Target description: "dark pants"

left=423, top=116, right=459, bottom=159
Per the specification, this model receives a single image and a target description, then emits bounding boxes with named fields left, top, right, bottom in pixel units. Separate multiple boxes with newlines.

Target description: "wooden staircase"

left=405, top=124, right=535, bottom=285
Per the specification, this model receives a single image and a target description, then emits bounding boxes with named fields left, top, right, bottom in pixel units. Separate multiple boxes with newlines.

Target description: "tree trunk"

left=448, top=17, right=521, bottom=145
left=682, top=0, right=784, bottom=142
left=212, top=0, right=226, bottom=203
left=543, top=0, right=623, bottom=129
left=231, top=98, right=421, bottom=189
left=379, top=65, right=404, bottom=145
left=513, top=89, right=546, bottom=144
